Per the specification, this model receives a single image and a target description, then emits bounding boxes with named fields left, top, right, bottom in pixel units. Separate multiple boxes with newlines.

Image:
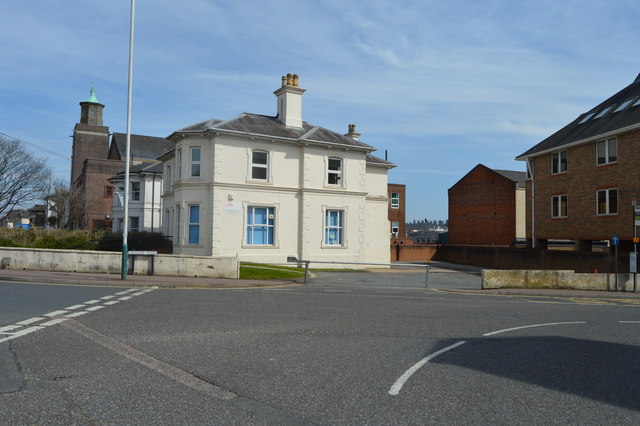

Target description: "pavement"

left=0, top=269, right=296, bottom=289
left=0, top=265, right=639, bottom=298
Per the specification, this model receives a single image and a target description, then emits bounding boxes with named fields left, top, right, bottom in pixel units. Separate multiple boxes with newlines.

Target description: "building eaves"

left=492, top=169, right=526, bottom=188
left=366, top=154, right=396, bottom=168
left=517, top=73, right=640, bottom=159
left=111, top=133, right=174, bottom=160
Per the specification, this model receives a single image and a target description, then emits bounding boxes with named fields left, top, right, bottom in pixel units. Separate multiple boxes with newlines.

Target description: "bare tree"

left=46, top=178, right=87, bottom=228
left=0, top=134, right=52, bottom=222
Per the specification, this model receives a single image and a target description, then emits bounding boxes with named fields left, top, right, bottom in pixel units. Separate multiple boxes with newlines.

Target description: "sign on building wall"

left=224, top=202, right=241, bottom=215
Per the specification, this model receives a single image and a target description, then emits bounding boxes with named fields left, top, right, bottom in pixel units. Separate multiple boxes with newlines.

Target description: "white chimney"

left=274, top=73, right=305, bottom=128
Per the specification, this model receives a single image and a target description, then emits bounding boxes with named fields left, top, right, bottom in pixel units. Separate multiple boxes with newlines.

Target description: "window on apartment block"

left=596, top=138, right=617, bottom=165
left=552, top=195, right=568, bottom=218
left=327, top=157, right=343, bottom=185
left=130, top=216, right=140, bottom=232
left=391, top=221, right=400, bottom=237
left=251, top=150, right=268, bottom=180
left=391, top=192, right=400, bottom=209
left=131, top=181, right=140, bottom=201
left=188, top=205, right=200, bottom=244
left=166, top=165, right=172, bottom=190
left=175, top=206, right=181, bottom=244
left=104, top=186, right=113, bottom=198
left=246, top=206, right=274, bottom=245
left=177, top=149, right=183, bottom=180
left=597, top=188, right=618, bottom=215
left=190, top=147, right=201, bottom=178
left=324, top=210, right=344, bottom=246
left=551, top=151, right=567, bottom=174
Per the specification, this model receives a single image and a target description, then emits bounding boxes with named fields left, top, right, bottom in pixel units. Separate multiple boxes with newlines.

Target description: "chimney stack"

left=274, top=73, right=305, bottom=128
left=344, top=123, right=361, bottom=140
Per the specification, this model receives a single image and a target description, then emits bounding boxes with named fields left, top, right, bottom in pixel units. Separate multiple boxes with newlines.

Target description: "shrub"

left=96, top=232, right=172, bottom=253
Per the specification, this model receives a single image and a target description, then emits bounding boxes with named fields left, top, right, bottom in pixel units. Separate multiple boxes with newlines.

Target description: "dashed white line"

left=619, top=320, right=640, bottom=323
left=15, top=317, right=44, bottom=325
left=100, top=295, right=115, bottom=300
left=0, top=326, right=44, bottom=343
left=118, top=296, right=133, bottom=301
left=131, top=292, right=145, bottom=296
left=389, top=341, right=467, bottom=396
left=115, top=291, right=130, bottom=295
left=40, top=318, right=69, bottom=327
left=44, top=310, right=68, bottom=317
left=104, top=301, right=120, bottom=306
left=66, top=311, right=88, bottom=318
left=65, top=304, right=86, bottom=310
left=0, top=325, right=21, bottom=333
left=84, top=300, right=100, bottom=305
left=324, top=290, right=352, bottom=293
left=86, top=306, right=105, bottom=312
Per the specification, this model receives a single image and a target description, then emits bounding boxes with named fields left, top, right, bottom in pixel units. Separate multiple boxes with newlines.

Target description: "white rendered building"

left=160, top=74, right=395, bottom=265
left=109, top=162, right=163, bottom=233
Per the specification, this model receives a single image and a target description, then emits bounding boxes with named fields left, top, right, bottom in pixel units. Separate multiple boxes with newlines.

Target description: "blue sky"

left=1, top=0, right=639, bottom=221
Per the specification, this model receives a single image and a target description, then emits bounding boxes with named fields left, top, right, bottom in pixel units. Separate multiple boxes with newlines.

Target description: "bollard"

left=425, top=262, right=430, bottom=288
left=304, top=261, right=310, bottom=284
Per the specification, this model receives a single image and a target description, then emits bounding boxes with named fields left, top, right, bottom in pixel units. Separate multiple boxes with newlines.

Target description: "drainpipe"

left=151, top=173, right=155, bottom=233
left=528, top=157, right=536, bottom=248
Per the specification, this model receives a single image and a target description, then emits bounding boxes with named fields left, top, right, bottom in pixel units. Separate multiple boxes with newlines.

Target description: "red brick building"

left=448, top=164, right=525, bottom=245
left=517, top=73, right=640, bottom=251
left=388, top=183, right=406, bottom=239
left=70, top=86, right=172, bottom=230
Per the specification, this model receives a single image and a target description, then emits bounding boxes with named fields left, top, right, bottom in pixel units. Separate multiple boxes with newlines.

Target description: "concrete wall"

left=482, top=269, right=635, bottom=291
left=0, top=247, right=238, bottom=278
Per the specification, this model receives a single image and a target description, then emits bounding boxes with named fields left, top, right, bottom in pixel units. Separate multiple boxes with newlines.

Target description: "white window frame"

left=131, top=181, right=141, bottom=201
left=391, top=192, right=400, bottom=209
left=551, top=195, right=568, bottom=218
left=324, top=209, right=344, bottom=246
left=175, top=205, right=181, bottom=245
left=391, top=221, right=400, bottom=237
left=129, top=216, right=140, bottom=232
left=190, top=147, right=201, bottom=178
left=551, top=150, right=567, bottom=174
left=597, top=188, right=618, bottom=216
left=250, top=150, right=269, bottom=181
left=177, top=149, right=183, bottom=180
left=327, top=157, right=343, bottom=186
left=166, top=165, right=172, bottom=190
left=188, top=204, right=200, bottom=245
left=596, top=138, right=617, bottom=166
left=245, top=205, right=276, bottom=246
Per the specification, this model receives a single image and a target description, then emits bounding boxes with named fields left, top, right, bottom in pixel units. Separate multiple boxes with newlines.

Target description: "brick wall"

left=71, top=123, right=110, bottom=184
left=448, top=165, right=517, bottom=245
left=388, top=183, right=406, bottom=238
left=528, top=128, right=640, bottom=244
left=78, top=158, right=124, bottom=231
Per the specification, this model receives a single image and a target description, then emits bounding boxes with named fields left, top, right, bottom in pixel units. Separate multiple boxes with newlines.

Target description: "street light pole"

left=121, top=0, right=136, bottom=280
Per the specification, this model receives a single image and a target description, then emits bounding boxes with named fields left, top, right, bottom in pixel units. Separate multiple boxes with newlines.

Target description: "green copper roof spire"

left=86, top=82, right=100, bottom=103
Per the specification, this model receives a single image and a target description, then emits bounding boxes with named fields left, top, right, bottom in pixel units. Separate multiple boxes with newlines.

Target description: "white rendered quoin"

left=159, top=74, right=395, bottom=266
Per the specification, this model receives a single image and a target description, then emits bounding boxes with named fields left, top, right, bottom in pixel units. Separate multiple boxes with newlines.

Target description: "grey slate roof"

left=366, top=154, right=396, bottom=168
left=172, top=113, right=375, bottom=151
left=110, top=162, right=163, bottom=180
left=493, top=169, right=526, bottom=188
left=111, top=133, right=174, bottom=160
left=517, top=73, right=640, bottom=159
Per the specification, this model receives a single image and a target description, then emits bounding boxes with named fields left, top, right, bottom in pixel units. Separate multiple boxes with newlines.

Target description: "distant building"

left=70, top=85, right=172, bottom=231
left=388, top=183, right=406, bottom=239
left=517, top=72, right=640, bottom=251
left=448, top=164, right=526, bottom=245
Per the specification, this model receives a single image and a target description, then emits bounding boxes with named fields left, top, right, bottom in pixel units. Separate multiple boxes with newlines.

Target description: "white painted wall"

left=515, top=187, right=526, bottom=240
left=111, top=173, right=163, bottom=233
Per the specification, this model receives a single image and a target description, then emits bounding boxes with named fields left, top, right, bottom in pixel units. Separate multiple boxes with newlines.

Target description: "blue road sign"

left=612, top=235, right=620, bottom=246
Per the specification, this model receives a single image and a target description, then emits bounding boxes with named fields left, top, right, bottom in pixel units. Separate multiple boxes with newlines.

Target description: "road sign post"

left=612, top=235, right=620, bottom=291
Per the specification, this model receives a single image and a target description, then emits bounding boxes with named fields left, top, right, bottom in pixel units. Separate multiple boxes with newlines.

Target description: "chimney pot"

left=286, top=73, right=293, bottom=86
left=281, top=76, right=287, bottom=87
left=293, top=74, right=299, bottom=87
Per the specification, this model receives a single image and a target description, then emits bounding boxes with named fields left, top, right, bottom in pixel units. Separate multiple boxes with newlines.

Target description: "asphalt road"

left=1, top=273, right=640, bottom=424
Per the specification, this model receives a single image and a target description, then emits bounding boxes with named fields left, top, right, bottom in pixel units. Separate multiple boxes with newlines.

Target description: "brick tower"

left=70, top=84, right=110, bottom=185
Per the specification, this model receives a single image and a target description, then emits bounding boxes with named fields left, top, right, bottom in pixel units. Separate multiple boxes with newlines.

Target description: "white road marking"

left=389, top=341, right=467, bottom=396
left=0, top=325, right=22, bottom=333
left=0, top=326, right=43, bottom=343
left=66, top=311, right=88, bottom=318
left=100, top=295, right=115, bottom=300
left=118, top=296, right=133, bottom=301
left=324, top=290, right=351, bottom=293
left=115, top=291, right=130, bottom=295
left=104, top=301, right=120, bottom=305
left=44, top=310, right=68, bottom=317
left=15, top=317, right=44, bottom=325
left=65, top=304, right=86, bottom=310
left=131, top=292, right=145, bottom=296
left=86, top=306, right=105, bottom=312
left=619, top=321, right=640, bottom=323
left=482, top=321, right=587, bottom=337
left=84, top=300, right=100, bottom=305
left=40, top=318, right=69, bottom=327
